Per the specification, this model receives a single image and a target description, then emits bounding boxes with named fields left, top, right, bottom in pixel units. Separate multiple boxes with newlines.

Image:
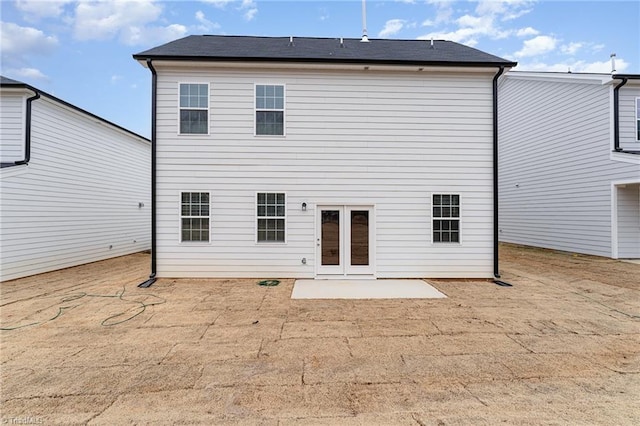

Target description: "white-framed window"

left=636, top=97, right=640, bottom=141
left=179, top=83, right=208, bottom=134
left=256, top=192, right=286, bottom=242
left=255, top=84, right=285, bottom=136
left=180, top=192, right=210, bottom=242
left=432, top=194, right=460, bottom=243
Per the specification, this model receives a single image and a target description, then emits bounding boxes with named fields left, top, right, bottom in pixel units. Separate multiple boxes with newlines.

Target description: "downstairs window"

left=180, top=192, right=210, bottom=242
left=432, top=194, right=460, bottom=243
left=257, top=192, right=285, bottom=242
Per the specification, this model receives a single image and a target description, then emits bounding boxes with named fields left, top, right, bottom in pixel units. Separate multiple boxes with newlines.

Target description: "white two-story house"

left=0, top=76, right=151, bottom=281
left=133, top=35, right=516, bottom=284
left=499, top=71, right=640, bottom=259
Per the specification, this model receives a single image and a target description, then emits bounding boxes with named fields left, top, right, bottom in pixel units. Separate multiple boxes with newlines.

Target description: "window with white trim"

left=636, top=97, right=640, bottom=141
left=257, top=193, right=285, bottom=242
left=180, top=192, right=210, bottom=242
left=432, top=194, right=460, bottom=243
left=255, top=85, right=284, bottom=136
left=179, top=83, right=208, bottom=134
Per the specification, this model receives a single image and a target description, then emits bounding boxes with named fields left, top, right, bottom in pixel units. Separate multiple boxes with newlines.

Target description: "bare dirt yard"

left=1, top=243, right=638, bottom=425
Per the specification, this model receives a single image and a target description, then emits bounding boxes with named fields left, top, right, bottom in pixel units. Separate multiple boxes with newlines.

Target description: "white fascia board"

left=144, top=59, right=505, bottom=74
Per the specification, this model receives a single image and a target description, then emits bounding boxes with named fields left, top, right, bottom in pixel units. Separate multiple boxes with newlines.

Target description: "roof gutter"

left=613, top=77, right=627, bottom=152
left=1, top=90, right=40, bottom=168
left=138, top=58, right=157, bottom=288
left=492, top=66, right=512, bottom=287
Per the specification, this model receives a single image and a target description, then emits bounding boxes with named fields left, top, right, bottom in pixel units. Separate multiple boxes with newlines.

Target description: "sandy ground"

left=1, top=243, right=639, bottom=425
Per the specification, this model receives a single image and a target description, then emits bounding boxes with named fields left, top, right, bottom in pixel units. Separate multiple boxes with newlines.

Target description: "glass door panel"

left=321, top=210, right=340, bottom=266
left=350, top=210, right=369, bottom=266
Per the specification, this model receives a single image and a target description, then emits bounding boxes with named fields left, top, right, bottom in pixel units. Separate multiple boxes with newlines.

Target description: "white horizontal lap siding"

left=155, top=68, right=495, bottom=278
left=0, top=97, right=151, bottom=281
left=617, top=184, right=640, bottom=258
left=498, top=77, right=640, bottom=257
left=619, top=86, right=640, bottom=150
left=0, top=92, right=26, bottom=162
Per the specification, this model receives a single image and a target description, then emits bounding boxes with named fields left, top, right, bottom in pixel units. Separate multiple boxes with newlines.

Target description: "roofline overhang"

left=504, top=70, right=614, bottom=85
left=0, top=82, right=150, bottom=143
left=612, top=74, right=640, bottom=79
left=132, top=55, right=516, bottom=70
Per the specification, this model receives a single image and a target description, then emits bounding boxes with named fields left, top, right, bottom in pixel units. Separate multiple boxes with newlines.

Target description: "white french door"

left=316, top=206, right=375, bottom=276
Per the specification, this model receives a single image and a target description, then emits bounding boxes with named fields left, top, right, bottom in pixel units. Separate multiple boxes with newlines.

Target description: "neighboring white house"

left=133, top=35, right=516, bottom=282
left=498, top=71, right=640, bottom=259
left=0, top=76, right=151, bottom=281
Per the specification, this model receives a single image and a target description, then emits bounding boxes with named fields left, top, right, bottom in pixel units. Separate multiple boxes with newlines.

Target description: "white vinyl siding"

left=499, top=74, right=640, bottom=258
left=0, top=96, right=151, bottom=281
left=0, top=91, right=26, bottom=163
left=153, top=67, right=497, bottom=278
left=616, top=184, right=640, bottom=258
left=619, top=87, right=640, bottom=150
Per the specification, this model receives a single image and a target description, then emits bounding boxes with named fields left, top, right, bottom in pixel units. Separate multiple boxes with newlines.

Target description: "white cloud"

left=515, top=57, right=628, bottom=73
left=514, top=35, right=557, bottom=57
left=0, top=21, right=58, bottom=56
left=15, top=0, right=73, bottom=20
left=5, top=67, right=49, bottom=81
left=0, top=21, right=58, bottom=68
left=419, top=0, right=529, bottom=45
left=475, top=0, right=534, bottom=21
left=561, top=42, right=583, bottom=56
left=206, top=0, right=258, bottom=21
left=419, top=0, right=540, bottom=46
left=122, top=23, right=187, bottom=46
left=516, top=27, right=539, bottom=37
left=195, top=10, right=220, bottom=32
left=201, top=0, right=235, bottom=8
left=243, top=8, right=257, bottom=21
left=240, top=0, right=257, bottom=21
left=73, top=0, right=186, bottom=45
left=378, top=19, right=406, bottom=38
left=426, top=0, right=454, bottom=25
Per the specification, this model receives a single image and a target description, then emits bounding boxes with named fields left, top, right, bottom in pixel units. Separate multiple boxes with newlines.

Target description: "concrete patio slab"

left=291, top=279, right=447, bottom=299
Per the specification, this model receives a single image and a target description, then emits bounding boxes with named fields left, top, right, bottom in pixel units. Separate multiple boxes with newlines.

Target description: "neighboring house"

left=132, top=35, right=516, bottom=283
left=0, top=76, right=151, bottom=281
left=498, top=71, right=640, bottom=259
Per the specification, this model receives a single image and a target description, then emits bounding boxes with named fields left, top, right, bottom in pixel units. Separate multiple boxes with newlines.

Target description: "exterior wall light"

left=302, top=202, right=307, bottom=211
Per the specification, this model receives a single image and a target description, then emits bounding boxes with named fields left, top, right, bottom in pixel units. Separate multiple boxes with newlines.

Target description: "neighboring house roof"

left=133, top=35, right=517, bottom=68
left=0, top=75, right=150, bottom=143
left=1, top=76, right=24, bottom=85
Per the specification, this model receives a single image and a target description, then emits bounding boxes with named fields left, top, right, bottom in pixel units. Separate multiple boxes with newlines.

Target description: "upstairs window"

left=432, top=194, right=460, bottom=243
left=257, top=192, right=286, bottom=242
left=255, top=84, right=284, bottom=136
left=179, top=83, right=208, bottom=134
left=636, top=98, right=640, bottom=141
left=181, top=192, right=210, bottom=242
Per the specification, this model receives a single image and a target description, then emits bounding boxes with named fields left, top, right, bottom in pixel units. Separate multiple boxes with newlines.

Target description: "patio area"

left=1, top=244, right=639, bottom=425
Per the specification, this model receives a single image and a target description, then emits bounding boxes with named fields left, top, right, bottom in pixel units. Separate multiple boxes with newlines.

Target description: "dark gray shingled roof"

left=133, top=35, right=516, bottom=67
left=1, top=76, right=24, bottom=85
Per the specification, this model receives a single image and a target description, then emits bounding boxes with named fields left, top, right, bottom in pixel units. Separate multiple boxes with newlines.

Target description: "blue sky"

left=2, top=0, right=639, bottom=138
